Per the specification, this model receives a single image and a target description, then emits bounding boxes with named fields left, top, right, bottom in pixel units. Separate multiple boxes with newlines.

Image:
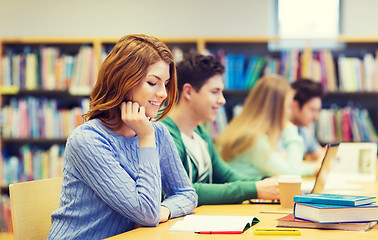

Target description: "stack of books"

left=277, top=193, right=378, bottom=231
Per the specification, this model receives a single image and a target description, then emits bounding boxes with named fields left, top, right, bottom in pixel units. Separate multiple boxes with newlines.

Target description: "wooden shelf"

left=0, top=37, right=98, bottom=44
left=0, top=89, right=90, bottom=97
left=1, top=138, right=67, bottom=145
left=224, top=90, right=378, bottom=99
left=0, top=232, right=13, bottom=240
left=337, top=35, right=378, bottom=43
left=199, top=36, right=278, bottom=43
left=0, top=86, right=19, bottom=95
left=324, top=91, right=378, bottom=99
left=1, top=35, right=378, bottom=45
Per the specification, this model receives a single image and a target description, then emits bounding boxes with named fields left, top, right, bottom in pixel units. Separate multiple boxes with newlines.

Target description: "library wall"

left=0, top=0, right=272, bottom=37
left=342, top=0, right=378, bottom=36
left=1, top=0, right=378, bottom=37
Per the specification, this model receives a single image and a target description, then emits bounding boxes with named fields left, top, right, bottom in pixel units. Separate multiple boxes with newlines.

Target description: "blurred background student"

left=275, top=79, right=326, bottom=175
left=287, top=79, right=326, bottom=161
left=216, top=74, right=316, bottom=178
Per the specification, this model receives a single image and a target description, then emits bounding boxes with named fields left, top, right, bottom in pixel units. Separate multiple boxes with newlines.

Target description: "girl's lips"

left=149, top=101, right=161, bottom=108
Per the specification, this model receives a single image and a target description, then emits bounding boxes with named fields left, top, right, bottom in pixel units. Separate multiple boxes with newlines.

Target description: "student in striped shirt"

left=48, top=34, right=197, bottom=240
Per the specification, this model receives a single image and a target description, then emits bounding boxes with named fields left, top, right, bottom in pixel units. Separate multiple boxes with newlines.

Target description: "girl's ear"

left=182, top=83, right=194, bottom=101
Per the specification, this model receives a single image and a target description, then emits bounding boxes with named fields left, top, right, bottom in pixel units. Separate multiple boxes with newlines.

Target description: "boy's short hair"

left=176, top=53, right=224, bottom=96
left=291, top=79, right=323, bottom=108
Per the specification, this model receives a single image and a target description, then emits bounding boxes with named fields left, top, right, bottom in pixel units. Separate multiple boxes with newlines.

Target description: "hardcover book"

left=293, top=193, right=376, bottom=206
left=277, top=213, right=377, bottom=231
left=294, top=202, right=378, bottom=223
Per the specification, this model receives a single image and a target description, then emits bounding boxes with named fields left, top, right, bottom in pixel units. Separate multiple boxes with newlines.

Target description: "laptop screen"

left=311, top=143, right=340, bottom=193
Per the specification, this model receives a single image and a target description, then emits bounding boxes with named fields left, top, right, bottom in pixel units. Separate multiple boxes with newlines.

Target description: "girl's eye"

left=148, top=82, right=157, bottom=86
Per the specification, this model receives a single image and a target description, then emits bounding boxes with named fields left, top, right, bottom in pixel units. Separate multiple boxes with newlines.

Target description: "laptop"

left=301, top=143, right=340, bottom=194
left=331, top=142, right=377, bottom=182
left=250, top=143, right=341, bottom=204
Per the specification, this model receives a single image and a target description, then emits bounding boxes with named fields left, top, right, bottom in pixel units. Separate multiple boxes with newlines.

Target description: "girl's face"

left=129, top=60, right=170, bottom=118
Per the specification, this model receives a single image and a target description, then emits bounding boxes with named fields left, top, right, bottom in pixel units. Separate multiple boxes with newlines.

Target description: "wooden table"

left=105, top=181, right=378, bottom=240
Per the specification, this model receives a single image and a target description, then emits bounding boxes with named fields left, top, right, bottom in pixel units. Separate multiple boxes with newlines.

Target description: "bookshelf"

left=1, top=35, right=378, bottom=173
left=202, top=36, right=378, bottom=143
left=0, top=36, right=204, bottom=233
left=0, top=38, right=97, bottom=233
left=1, top=36, right=378, bottom=233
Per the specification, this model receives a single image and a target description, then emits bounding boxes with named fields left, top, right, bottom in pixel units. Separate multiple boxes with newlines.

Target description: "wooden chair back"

left=9, top=177, right=62, bottom=240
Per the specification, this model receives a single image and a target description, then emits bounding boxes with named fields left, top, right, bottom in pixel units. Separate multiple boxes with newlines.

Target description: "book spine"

left=294, top=197, right=356, bottom=206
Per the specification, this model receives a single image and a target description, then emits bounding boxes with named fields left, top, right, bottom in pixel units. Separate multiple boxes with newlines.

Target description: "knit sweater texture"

left=48, top=119, right=197, bottom=240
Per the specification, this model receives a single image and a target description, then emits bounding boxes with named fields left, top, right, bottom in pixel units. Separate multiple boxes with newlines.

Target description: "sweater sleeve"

left=282, top=126, right=314, bottom=176
left=300, top=127, right=321, bottom=154
left=193, top=181, right=257, bottom=205
left=67, top=128, right=162, bottom=227
left=243, top=125, right=305, bottom=176
left=158, top=124, right=198, bottom=218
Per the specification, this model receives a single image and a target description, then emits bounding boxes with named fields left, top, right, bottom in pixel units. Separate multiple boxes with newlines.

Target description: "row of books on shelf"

left=0, top=97, right=89, bottom=139
left=277, top=193, right=378, bottom=231
left=1, top=45, right=97, bottom=94
left=0, top=195, right=12, bottom=232
left=208, top=104, right=377, bottom=143
left=2, top=144, right=64, bottom=186
left=315, top=106, right=378, bottom=143
left=217, top=49, right=378, bottom=92
left=338, top=54, right=378, bottom=92
left=3, top=44, right=378, bottom=93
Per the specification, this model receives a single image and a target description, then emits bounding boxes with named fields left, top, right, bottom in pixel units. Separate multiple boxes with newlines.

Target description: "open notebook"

left=169, top=215, right=260, bottom=233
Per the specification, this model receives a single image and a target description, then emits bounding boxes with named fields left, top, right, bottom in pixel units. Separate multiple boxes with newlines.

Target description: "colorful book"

left=244, top=56, right=257, bottom=88
left=234, top=54, right=245, bottom=89
left=294, top=193, right=376, bottom=206
left=294, top=202, right=378, bottom=223
left=245, top=56, right=265, bottom=89
left=277, top=214, right=377, bottom=231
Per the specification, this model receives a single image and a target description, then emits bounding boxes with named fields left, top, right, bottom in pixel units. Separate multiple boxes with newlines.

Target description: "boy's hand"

left=255, top=177, right=280, bottom=200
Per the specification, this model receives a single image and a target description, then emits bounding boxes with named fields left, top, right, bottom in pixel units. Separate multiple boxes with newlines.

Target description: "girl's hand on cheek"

left=121, top=101, right=155, bottom=147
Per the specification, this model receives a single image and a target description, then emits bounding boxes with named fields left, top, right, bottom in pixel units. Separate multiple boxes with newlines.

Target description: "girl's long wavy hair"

left=216, top=74, right=293, bottom=161
left=83, top=34, right=177, bottom=130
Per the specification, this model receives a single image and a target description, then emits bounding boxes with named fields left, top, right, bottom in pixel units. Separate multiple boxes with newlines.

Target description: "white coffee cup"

left=278, top=175, right=303, bottom=209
